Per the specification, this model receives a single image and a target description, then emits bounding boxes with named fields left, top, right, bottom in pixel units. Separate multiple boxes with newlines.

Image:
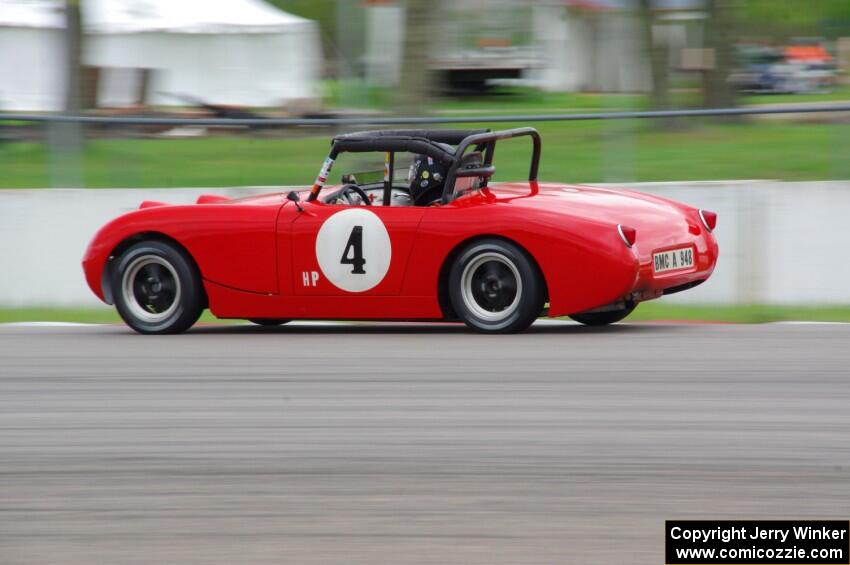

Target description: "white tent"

left=0, top=1, right=65, bottom=111
left=0, top=0, right=322, bottom=111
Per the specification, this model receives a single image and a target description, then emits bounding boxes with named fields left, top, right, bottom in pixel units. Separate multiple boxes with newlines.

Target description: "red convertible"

left=82, top=128, right=718, bottom=334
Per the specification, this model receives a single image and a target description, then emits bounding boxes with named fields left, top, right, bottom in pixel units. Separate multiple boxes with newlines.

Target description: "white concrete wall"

left=598, top=180, right=850, bottom=305
left=0, top=181, right=848, bottom=307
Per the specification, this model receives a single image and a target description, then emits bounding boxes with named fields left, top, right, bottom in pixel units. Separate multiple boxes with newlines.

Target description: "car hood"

left=202, top=192, right=287, bottom=206
left=137, top=191, right=288, bottom=210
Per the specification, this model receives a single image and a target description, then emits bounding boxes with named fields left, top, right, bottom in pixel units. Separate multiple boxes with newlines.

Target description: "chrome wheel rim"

left=121, top=255, right=181, bottom=323
left=460, top=252, right=522, bottom=322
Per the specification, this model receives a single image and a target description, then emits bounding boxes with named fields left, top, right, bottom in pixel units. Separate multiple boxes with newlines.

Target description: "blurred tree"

left=51, top=0, right=83, bottom=187
left=738, top=0, right=850, bottom=40
left=703, top=0, right=738, bottom=109
left=267, top=0, right=340, bottom=73
left=638, top=0, right=671, bottom=117
left=266, top=0, right=336, bottom=45
left=396, top=0, right=432, bottom=114
left=63, top=0, right=82, bottom=117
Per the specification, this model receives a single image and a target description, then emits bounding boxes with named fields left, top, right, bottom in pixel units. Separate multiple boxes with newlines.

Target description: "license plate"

left=653, top=247, right=694, bottom=273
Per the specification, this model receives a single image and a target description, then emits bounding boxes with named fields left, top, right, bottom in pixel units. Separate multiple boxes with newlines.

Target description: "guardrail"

left=2, top=103, right=850, bottom=127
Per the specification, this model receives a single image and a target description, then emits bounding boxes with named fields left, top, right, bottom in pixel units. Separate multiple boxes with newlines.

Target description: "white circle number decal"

left=315, top=208, right=392, bottom=292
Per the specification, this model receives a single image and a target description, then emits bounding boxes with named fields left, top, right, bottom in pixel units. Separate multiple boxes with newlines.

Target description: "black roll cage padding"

left=328, top=137, right=457, bottom=166
left=333, top=129, right=489, bottom=146
left=309, top=127, right=541, bottom=204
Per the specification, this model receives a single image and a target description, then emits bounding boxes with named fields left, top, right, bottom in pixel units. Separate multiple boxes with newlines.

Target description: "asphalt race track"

left=1, top=322, right=849, bottom=565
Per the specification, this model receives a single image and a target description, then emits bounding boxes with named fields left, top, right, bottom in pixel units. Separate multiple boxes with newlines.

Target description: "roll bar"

left=441, top=127, right=540, bottom=204
left=307, top=127, right=541, bottom=203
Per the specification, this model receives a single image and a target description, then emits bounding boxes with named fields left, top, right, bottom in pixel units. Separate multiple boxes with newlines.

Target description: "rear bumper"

left=630, top=234, right=719, bottom=302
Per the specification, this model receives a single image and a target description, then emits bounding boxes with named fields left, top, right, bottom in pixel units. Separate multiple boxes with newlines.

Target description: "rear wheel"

left=248, top=319, right=290, bottom=327
left=112, top=240, right=204, bottom=334
left=448, top=239, right=545, bottom=333
left=569, top=303, right=636, bottom=326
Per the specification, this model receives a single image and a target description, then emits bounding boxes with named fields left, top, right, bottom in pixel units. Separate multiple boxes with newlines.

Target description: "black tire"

left=111, top=240, right=204, bottom=334
left=448, top=239, right=545, bottom=333
left=248, top=319, right=290, bottom=327
left=569, top=303, right=636, bottom=326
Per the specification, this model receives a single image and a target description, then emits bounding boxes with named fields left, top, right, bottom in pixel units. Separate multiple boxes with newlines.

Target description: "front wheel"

left=448, top=239, right=545, bottom=333
left=569, top=303, right=636, bottom=326
left=112, top=240, right=204, bottom=334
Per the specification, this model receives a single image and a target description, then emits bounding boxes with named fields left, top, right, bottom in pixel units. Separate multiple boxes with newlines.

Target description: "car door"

left=290, top=201, right=424, bottom=296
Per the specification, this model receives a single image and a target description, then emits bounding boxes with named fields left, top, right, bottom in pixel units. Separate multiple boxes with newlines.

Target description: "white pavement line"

left=0, top=321, right=107, bottom=327
left=768, top=321, right=850, bottom=325
left=535, top=319, right=579, bottom=325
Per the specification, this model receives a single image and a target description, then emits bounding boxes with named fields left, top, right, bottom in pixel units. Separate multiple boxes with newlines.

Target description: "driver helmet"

left=408, top=153, right=449, bottom=205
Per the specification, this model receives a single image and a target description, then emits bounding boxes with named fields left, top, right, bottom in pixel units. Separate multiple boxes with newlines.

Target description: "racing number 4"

left=314, top=209, right=389, bottom=292
left=341, top=226, right=366, bottom=274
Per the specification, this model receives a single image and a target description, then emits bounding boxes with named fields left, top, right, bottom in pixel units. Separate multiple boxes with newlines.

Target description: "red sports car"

left=82, top=128, right=718, bottom=334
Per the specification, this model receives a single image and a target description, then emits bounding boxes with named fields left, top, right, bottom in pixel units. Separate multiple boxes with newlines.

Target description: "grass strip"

left=2, top=304, right=849, bottom=325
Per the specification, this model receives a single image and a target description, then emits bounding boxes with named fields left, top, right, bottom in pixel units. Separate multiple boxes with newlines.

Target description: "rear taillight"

left=699, top=209, right=717, bottom=232
left=617, top=224, right=636, bottom=248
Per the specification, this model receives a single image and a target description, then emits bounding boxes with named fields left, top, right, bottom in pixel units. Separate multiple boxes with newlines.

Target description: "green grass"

left=2, top=120, right=849, bottom=188
left=3, top=83, right=850, bottom=189
left=323, top=84, right=850, bottom=115
left=434, top=88, right=647, bottom=114
left=2, top=304, right=850, bottom=325
left=743, top=85, right=850, bottom=106
left=628, top=304, right=850, bottom=324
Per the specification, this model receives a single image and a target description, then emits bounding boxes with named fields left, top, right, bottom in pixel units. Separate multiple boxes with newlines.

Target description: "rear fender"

left=407, top=209, right=639, bottom=319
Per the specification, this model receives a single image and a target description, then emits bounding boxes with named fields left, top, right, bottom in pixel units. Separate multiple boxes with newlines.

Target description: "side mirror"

left=287, top=190, right=303, bottom=212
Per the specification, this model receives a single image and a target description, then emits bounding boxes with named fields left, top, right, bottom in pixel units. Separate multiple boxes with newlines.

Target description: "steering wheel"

left=336, top=184, right=371, bottom=206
